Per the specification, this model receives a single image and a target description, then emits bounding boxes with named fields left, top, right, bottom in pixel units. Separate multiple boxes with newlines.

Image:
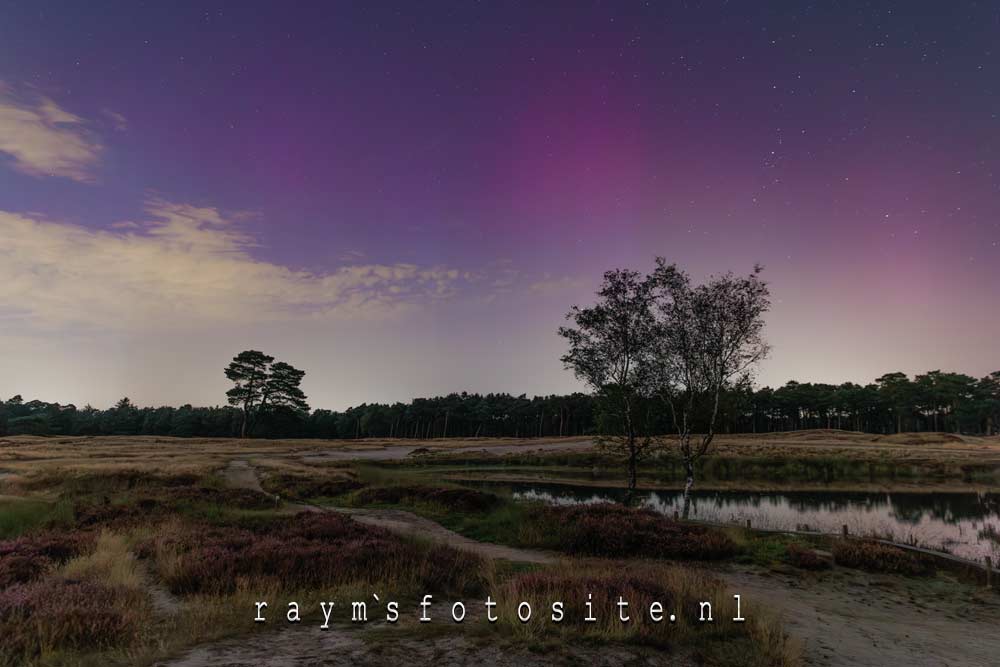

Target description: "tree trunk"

left=624, top=445, right=638, bottom=507
left=681, top=458, right=695, bottom=520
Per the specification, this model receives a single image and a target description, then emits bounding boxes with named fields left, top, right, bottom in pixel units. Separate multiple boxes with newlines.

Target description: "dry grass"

left=0, top=530, right=153, bottom=667
left=60, top=531, right=143, bottom=589
left=4, top=430, right=999, bottom=482
left=497, top=560, right=800, bottom=666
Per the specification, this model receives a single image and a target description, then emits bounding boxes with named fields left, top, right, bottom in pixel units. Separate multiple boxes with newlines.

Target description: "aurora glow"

left=0, top=2, right=997, bottom=409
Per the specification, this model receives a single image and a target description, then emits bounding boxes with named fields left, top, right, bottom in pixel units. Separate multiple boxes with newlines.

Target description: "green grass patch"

left=0, top=498, right=74, bottom=539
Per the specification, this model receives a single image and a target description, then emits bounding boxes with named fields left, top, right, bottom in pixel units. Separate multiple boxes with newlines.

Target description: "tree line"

left=1, top=372, right=997, bottom=440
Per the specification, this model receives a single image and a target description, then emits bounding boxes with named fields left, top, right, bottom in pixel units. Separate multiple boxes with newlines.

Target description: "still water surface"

left=485, top=481, right=1000, bottom=562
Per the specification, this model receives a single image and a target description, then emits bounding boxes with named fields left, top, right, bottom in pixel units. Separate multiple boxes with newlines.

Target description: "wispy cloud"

left=0, top=84, right=104, bottom=182
left=0, top=200, right=470, bottom=330
left=102, top=109, right=128, bottom=131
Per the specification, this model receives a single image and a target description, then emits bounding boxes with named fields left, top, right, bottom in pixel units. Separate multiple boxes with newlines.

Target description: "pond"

left=484, top=481, right=1000, bottom=563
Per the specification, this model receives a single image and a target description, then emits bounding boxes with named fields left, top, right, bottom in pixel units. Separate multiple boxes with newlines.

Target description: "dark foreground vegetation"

left=3, top=368, right=998, bottom=440
left=0, top=469, right=804, bottom=667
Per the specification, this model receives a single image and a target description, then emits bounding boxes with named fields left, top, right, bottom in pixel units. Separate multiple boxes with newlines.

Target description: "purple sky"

left=1, top=2, right=998, bottom=410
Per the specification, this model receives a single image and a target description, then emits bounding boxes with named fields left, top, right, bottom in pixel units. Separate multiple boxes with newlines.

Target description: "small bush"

left=0, top=554, right=51, bottom=588
left=260, top=472, right=363, bottom=501
left=0, top=531, right=94, bottom=586
left=0, top=579, right=145, bottom=665
left=74, top=485, right=276, bottom=528
left=539, top=504, right=735, bottom=560
left=354, top=485, right=502, bottom=513
left=784, top=543, right=831, bottom=571
left=144, top=511, right=488, bottom=597
left=832, top=539, right=936, bottom=576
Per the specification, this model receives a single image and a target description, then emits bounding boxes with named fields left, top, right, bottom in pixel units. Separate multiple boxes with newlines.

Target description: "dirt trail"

left=223, top=459, right=554, bottom=564
left=327, top=506, right=555, bottom=564
left=224, top=459, right=265, bottom=492
left=138, top=561, right=183, bottom=616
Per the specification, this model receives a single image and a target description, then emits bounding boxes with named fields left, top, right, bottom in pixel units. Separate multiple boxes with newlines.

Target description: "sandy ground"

left=210, top=460, right=1000, bottom=667
left=157, top=625, right=667, bottom=667
left=725, top=568, right=1000, bottom=667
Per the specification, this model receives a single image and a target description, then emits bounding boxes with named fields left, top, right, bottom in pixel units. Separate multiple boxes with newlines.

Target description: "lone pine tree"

left=225, top=350, right=309, bottom=437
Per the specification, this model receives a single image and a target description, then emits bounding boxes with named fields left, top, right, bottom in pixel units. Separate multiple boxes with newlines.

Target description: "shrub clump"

left=0, top=531, right=94, bottom=587
left=541, top=504, right=735, bottom=560
left=0, top=579, right=145, bottom=665
left=260, top=473, right=363, bottom=501
left=784, top=543, right=832, bottom=571
left=832, top=539, right=936, bottom=576
left=353, top=485, right=502, bottom=513
left=144, top=511, right=487, bottom=597
left=73, top=486, right=276, bottom=528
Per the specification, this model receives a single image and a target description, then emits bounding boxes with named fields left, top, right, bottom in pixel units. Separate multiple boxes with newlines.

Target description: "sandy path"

left=327, top=506, right=555, bottom=564
left=223, top=459, right=555, bottom=564
left=224, top=460, right=265, bottom=492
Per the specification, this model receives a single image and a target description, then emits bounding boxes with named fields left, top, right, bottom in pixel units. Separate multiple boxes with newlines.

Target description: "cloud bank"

left=0, top=200, right=468, bottom=330
left=0, top=85, right=104, bottom=182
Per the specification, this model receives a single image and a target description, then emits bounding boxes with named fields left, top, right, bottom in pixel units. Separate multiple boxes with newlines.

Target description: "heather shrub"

left=0, top=554, right=51, bottom=587
left=74, top=485, right=275, bottom=528
left=145, top=512, right=488, bottom=597
left=832, top=539, right=936, bottom=576
left=0, top=531, right=94, bottom=586
left=412, top=542, right=490, bottom=597
left=540, top=504, right=735, bottom=560
left=260, top=472, right=363, bottom=500
left=784, top=543, right=831, bottom=571
left=0, top=579, right=147, bottom=666
left=54, top=470, right=200, bottom=495
left=164, top=485, right=276, bottom=510
left=353, top=485, right=502, bottom=512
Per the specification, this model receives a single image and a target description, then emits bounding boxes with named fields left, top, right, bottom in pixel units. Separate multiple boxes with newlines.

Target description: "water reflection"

left=496, top=482, right=1000, bottom=562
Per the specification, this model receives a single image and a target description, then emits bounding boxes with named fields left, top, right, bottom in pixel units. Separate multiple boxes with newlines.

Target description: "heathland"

left=1, top=430, right=999, bottom=666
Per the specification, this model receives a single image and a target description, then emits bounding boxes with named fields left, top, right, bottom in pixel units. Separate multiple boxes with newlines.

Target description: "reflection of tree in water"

left=888, top=493, right=999, bottom=524
left=502, top=481, right=1000, bottom=561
